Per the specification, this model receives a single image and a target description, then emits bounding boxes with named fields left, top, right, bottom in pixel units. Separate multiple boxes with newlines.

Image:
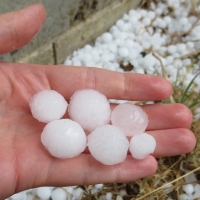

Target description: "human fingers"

left=30, top=155, right=157, bottom=190
left=0, top=4, right=46, bottom=55
left=44, top=65, right=172, bottom=101
left=148, top=128, right=196, bottom=158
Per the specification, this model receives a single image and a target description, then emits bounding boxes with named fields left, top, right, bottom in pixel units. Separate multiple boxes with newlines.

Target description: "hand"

left=0, top=4, right=195, bottom=199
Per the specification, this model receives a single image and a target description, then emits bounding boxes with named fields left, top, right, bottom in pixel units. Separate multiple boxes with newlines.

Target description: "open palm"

left=0, top=4, right=196, bottom=199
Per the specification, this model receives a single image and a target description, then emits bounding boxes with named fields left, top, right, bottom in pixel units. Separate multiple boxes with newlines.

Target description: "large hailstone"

left=29, top=90, right=68, bottom=123
left=68, top=89, right=111, bottom=132
left=87, top=125, right=129, bottom=165
left=111, top=103, right=148, bottom=136
left=41, top=119, right=86, bottom=158
left=129, top=133, right=156, bottom=160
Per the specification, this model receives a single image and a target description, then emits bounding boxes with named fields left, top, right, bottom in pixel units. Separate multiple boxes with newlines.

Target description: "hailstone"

left=87, top=125, right=129, bottom=165
left=111, top=103, right=148, bottom=136
left=41, top=119, right=86, bottom=158
left=68, top=89, right=111, bottom=132
left=129, top=133, right=156, bottom=159
left=29, top=90, right=68, bottom=123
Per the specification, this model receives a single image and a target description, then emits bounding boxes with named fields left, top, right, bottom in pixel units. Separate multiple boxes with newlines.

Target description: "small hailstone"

left=64, top=59, right=72, bottom=65
left=105, top=192, right=112, bottom=200
left=142, top=18, right=151, bottom=26
left=179, top=17, right=189, bottom=25
left=102, top=32, right=113, bottom=43
left=87, top=125, right=129, bottom=165
left=146, top=11, right=155, bottom=20
left=163, top=16, right=171, bottom=24
left=129, top=133, right=156, bottom=160
left=10, top=191, right=27, bottom=200
left=95, top=184, right=104, bottom=190
left=41, top=119, right=86, bottom=158
left=72, top=60, right=82, bottom=66
left=144, top=53, right=156, bottom=68
left=69, top=89, right=111, bottom=132
left=167, top=45, right=177, bottom=54
left=186, top=42, right=194, bottom=50
left=29, top=90, right=68, bottom=123
left=111, top=103, right=148, bottom=136
left=73, top=187, right=84, bottom=200
left=182, top=184, right=194, bottom=195
left=182, top=59, right=192, bottom=66
left=118, top=47, right=129, bottom=57
left=51, top=188, right=67, bottom=200
left=176, top=43, right=186, bottom=54
left=179, top=194, right=192, bottom=200
left=193, top=184, right=200, bottom=199
left=36, top=187, right=52, bottom=200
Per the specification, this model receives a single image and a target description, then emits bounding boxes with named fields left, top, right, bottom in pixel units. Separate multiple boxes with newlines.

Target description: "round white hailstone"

left=73, top=188, right=84, bottom=200
left=158, top=20, right=167, bottom=29
left=41, top=119, right=86, bottom=159
left=186, top=41, right=194, bottom=50
left=105, top=192, right=112, bottom=200
left=129, top=17, right=137, bottom=25
left=176, top=43, right=186, bottom=53
left=64, top=59, right=72, bottom=65
left=114, top=39, right=124, bottom=47
left=182, top=184, right=194, bottom=195
left=166, top=56, right=174, bottom=65
left=122, top=13, right=129, bottom=21
left=121, top=23, right=132, bottom=32
left=167, top=45, right=177, bottom=54
left=29, top=90, right=68, bottom=123
left=193, top=184, right=200, bottom=199
left=142, top=41, right=151, bottom=49
left=146, top=11, right=155, bottom=20
left=119, top=189, right=127, bottom=196
left=135, top=68, right=145, bottom=74
left=111, top=103, right=148, bottom=136
left=51, top=188, right=67, bottom=200
left=72, top=60, right=82, bottom=66
left=36, top=187, right=52, bottom=200
left=144, top=53, right=156, bottom=68
left=163, top=16, right=171, bottom=24
left=189, top=16, right=198, bottom=24
left=179, top=17, right=188, bottom=25
left=63, top=186, right=74, bottom=195
left=182, top=58, right=192, bottom=66
left=179, top=194, right=191, bottom=200
left=124, top=39, right=134, bottom=48
left=10, top=192, right=27, bottom=200
left=95, top=184, right=104, bottom=190
left=102, top=32, right=113, bottom=43
left=139, top=9, right=147, bottom=17
left=118, top=47, right=129, bottom=57
left=142, top=18, right=151, bottom=26
left=101, top=54, right=111, bottom=62
left=129, top=133, right=156, bottom=160
left=87, top=125, right=129, bottom=165
left=116, top=19, right=124, bottom=29
left=155, top=8, right=162, bottom=15
left=26, top=194, right=35, bottom=200
left=69, top=89, right=111, bottom=132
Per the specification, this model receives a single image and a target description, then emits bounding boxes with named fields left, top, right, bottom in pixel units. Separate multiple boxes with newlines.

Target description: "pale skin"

left=0, top=4, right=196, bottom=199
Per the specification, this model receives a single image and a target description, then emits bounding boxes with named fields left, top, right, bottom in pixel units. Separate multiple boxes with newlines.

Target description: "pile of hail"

left=29, top=89, right=156, bottom=165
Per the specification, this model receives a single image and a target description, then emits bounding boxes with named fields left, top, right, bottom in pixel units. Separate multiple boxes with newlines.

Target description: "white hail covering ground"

left=69, top=89, right=111, bottom=132
left=8, top=0, right=200, bottom=199
left=111, top=103, right=149, bottom=136
left=29, top=90, right=68, bottom=123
